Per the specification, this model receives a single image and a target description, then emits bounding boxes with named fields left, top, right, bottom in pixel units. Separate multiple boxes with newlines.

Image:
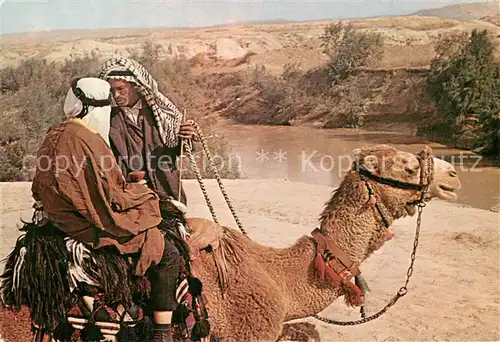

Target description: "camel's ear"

left=353, top=148, right=379, bottom=174
left=362, top=154, right=380, bottom=174
left=353, top=148, right=362, bottom=156
left=417, top=146, right=433, bottom=159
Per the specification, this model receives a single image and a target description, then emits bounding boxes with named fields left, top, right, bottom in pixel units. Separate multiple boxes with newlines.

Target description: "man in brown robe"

left=98, top=57, right=197, bottom=341
left=98, top=57, right=198, bottom=204
left=31, top=77, right=177, bottom=342
left=32, top=77, right=165, bottom=277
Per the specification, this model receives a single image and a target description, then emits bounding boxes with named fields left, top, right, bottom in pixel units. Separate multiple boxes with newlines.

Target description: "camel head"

left=313, top=145, right=463, bottom=309
left=319, top=144, right=462, bottom=265
left=352, top=144, right=461, bottom=207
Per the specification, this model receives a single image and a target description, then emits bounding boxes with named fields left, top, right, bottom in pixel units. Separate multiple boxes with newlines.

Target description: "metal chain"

left=312, top=201, right=425, bottom=325
left=184, top=123, right=249, bottom=237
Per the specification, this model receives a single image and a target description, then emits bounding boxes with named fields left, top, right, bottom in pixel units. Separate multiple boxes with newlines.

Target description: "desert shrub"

left=128, top=40, right=204, bottom=123
left=0, top=141, right=30, bottom=181
left=222, top=63, right=319, bottom=125
left=320, top=22, right=384, bottom=85
left=60, top=51, right=102, bottom=79
left=222, top=61, right=372, bottom=128
left=323, top=85, right=366, bottom=128
left=424, top=29, right=499, bottom=157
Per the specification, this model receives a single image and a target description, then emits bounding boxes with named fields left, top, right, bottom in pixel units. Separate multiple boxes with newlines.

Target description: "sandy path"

left=0, top=180, right=499, bottom=341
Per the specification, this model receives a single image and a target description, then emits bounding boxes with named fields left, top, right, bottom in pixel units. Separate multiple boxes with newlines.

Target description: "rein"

left=312, top=151, right=434, bottom=325
left=182, top=121, right=249, bottom=237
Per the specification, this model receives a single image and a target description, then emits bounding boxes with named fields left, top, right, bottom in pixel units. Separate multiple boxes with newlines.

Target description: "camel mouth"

left=436, top=183, right=458, bottom=201
left=438, top=184, right=455, bottom=192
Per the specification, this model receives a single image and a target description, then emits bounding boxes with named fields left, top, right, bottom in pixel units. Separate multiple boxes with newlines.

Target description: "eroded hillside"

left=1, top=12, right=499, bottom=73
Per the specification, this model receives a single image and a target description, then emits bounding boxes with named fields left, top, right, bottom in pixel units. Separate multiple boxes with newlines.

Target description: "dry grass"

left=344, top=15, right=461, bottom=31
left=413, top=2, right=500, bottom=21
left=481, top=13, right=500, bottom=26
left=371, top=44, right=435, bottom=69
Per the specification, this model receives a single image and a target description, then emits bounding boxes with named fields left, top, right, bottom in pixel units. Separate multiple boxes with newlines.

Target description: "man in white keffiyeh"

left=98, top=57, right=196, bottom=342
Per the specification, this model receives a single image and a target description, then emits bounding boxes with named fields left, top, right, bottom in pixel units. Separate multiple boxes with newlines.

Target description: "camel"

left=182, top=144, right=462, bottom=341
left=0, top=144, right=462, bottom=342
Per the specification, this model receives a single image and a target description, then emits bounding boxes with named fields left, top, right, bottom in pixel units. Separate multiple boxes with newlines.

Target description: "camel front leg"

left=277, top=322, right=321, bottom=342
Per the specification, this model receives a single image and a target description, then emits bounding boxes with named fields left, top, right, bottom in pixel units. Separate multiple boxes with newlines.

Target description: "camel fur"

left=0, top=144, right=462, bottom=342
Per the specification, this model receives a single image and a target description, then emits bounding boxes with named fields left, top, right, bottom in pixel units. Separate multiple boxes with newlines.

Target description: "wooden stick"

left=178, top=109, right=186, bottom=201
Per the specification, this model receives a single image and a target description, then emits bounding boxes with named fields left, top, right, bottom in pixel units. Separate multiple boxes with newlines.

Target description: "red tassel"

left=312, top=230, right=364, bottom=308
left=342, top=282, right=364, bottom=307
left=369, top=195, right=377, bottom=206
left=324, top=264, right=344, bottom=284
left=323, top=263, right=364, bottom=307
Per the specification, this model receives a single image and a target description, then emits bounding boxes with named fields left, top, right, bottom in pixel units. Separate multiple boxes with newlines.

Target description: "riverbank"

left=1, top=180, right=498, bottom=341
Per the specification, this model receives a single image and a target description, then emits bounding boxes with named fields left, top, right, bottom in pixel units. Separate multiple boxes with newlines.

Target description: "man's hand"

left=179, top=119, right=200, bottom=141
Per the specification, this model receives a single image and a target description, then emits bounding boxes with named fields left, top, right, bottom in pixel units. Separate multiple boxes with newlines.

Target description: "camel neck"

left=318, top=172, right=394, bottom=266
left=258, top=172, right=410, bottom=319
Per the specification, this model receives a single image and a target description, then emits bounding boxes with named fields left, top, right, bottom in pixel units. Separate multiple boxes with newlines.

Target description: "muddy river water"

left=211, top=121, right=499, bottom=212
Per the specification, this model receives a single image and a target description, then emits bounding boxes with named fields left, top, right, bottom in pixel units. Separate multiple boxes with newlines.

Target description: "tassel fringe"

left=1, top=218, right=208, bottom=341
left=314, top=250, right=364, bottom=307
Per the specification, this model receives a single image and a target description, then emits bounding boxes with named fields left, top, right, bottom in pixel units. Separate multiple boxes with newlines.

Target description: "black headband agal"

left=71, top=78, right=111, bottom=118
left=106, top=69, right=135, bottom=77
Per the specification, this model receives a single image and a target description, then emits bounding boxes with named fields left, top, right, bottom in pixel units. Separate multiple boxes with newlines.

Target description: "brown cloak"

left=31, top=118, right=165, bottom=276
left=109, top=103, right=187, bottom=205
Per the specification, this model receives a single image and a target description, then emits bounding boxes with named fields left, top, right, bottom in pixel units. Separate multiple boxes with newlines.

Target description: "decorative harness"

left=311, top=150, right=434, bottom=311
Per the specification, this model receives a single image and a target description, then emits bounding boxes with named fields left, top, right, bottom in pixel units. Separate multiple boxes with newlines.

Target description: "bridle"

left=358, top=167, right=427, bottom=191
left=312, top=149, right=435, bottom=325
left=358, top=149, right=434, bottom=203
left=358, top=150, right=434, bottom=229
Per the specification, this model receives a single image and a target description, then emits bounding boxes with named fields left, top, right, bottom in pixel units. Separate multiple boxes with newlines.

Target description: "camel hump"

left=186, top=217, right=225, bottom=252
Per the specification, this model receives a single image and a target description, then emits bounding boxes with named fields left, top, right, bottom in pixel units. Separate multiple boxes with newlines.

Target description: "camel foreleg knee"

left=277, top=322, right=321, bottom=342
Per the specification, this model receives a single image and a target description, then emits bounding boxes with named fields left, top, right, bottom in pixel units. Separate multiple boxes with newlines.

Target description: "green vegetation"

left=423, top=29, right=499, bottom=157
left=320, top=22, right=384, bottom=85
left=224, top=22, right=386, bottom=128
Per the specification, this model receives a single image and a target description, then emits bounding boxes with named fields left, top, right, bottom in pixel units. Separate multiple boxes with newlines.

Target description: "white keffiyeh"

left=98, top=57, right=183, bottom=148
left=63, top=77, right=112, bottom=146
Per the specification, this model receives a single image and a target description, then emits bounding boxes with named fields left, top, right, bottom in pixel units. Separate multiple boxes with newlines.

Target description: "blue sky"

left=0, top=0, right=496, bottom=34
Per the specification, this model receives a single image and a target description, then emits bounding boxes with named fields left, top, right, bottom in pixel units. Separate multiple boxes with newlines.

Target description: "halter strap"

left=357, top=167, right=424, bottom=191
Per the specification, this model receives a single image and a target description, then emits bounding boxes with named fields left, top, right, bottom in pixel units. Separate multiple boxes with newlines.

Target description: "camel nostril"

left=449, top=170, right=457, bottom=177
left=405, top=167, right=417, bottom=175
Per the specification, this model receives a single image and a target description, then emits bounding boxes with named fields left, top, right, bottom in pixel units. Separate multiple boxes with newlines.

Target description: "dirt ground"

left=1, top=179, right=498, bottom=341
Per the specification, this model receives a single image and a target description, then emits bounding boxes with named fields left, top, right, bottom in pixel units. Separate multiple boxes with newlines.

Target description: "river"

left=210, top=120, right=499, bottom=212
